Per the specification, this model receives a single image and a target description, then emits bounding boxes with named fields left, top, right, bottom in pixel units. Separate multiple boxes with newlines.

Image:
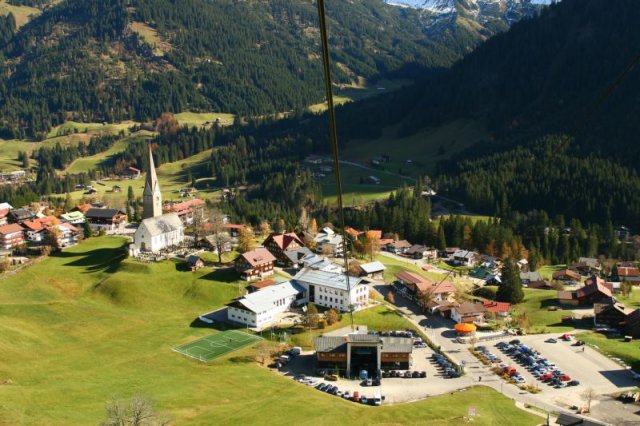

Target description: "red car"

left=559, top=375, right=571, bottom=382
left=540, top=373, right=554, bottom=381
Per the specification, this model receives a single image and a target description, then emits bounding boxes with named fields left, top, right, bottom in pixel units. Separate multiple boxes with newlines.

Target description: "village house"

left=226, top=280, right=306, bottom=329
left=60, top=211, right=85, bottom=225
left=527, top=280, right=554, bottom=290
left=0, top=209, right=9, bottom=226
left=558, top=275, right=613, bottom=306
left=293, top=268, right=369, bottom=312
left=22, top=216, right=59, bottom=243
left=618, top=266, right=640, bottom=283
left=247, top=279, right=277, bottom=293
left=313, top=227, right=344, bottom=257
left=451, top=302, right=487, bottom=324
left=451, top=250, right=477, bottom=267
left=222, top=223, right=244, bottom=238
left=263, top=232, right=306, bottom=266
left=615, top=225, right=631, bottom=240
left=395, top=271, right=456, bottom=307
left=85, top=208, right=128, bottom=233
left=357, top=261, right=386, bottom=280
left=47, top=223, right=80, bottom=248
left=122, top=166, right=141, bottom=179
left=186, top=255, right=204, bottom=271
left=519, top=271, right=542, bottom=285
left=385, top=240, right=412, bottom=254
left=0, top=223, right=24, bottom=250
left=8, top=208, right=35, bottom=224
left=570, top=257, right=601, bottom=275
left=235, top=247, right=276, bottom=281
left=594, top=302, right=633, bottom=330
left=301, top=253, right=343, bottom=273
left=483, top=301, right=511, bottom=318
left=552, top=269, right=582, bottom=282
left=198, top=233, right=233, bottom=254
left=164, top=198, right=206, bottom=225
left=405, top=244, right=438, bottom=261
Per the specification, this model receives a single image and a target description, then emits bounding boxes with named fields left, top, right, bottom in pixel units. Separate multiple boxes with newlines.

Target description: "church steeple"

left=142, top=144, right=162, bottom=219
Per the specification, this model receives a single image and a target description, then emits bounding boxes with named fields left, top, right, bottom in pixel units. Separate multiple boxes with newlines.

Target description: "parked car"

left=361, top=396, right=368, bottom=405
left=545, top=338, right=558, bottom=343
left=554, top=380, right=567, bottom=388
left=352, top=391, right=361, bottom=402
left=513, top=376, right=526, bottom=384
left=404, top=371, right=413, bottom=378
left=419, top=371, right=427, bottom=378
left=325, top=374, right=338, bottom=381
left=412, top=371, right=421, bottom=378
left=365, top=378, right=373, bottom=386
left=372, top=377, right=381, bottom=386
left=294, top=374, right=306, bottom=382
left=343, top=391, right=351, bottom=400
left=559, top=375, right=571, bottom=382
left=567, top=380, right=580, bottom=386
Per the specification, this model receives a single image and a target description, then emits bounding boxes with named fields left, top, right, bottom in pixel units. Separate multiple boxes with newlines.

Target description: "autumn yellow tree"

left=237, top=226, right=256, bottom=253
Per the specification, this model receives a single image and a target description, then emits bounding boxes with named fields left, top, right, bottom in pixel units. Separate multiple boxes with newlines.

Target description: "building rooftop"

left=139, top=213, right=183, bottom=237
left=230, top=281, right=303, bottom=314
left=359, top=261, right=386, bottom=274
left=293, top=268, right=363, bottom=291
left=238, top=247, right=276, bottom=267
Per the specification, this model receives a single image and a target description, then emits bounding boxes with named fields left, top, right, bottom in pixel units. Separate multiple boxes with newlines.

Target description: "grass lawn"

left=537, top=264, right=567, bottom=281
left=514, top=288, right=575, bottom=333
left=0, top=237, right=540, bottom=425
left=0, top=0, right=39, bottom=27
left=618, top=287, right=640, bottom=309
left=374, top=254, right=446, bottom=283
left=575, top=331, right=640, bottom=371
left=341, top=118, right=488, bottom=176
left=174, top=111, right=235, bottom=127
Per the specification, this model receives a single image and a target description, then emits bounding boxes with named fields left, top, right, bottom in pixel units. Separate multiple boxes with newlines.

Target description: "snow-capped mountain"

left=385, top=0, right=559, bottom=27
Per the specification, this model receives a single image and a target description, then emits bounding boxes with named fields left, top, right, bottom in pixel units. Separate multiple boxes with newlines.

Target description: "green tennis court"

left=173, top=330, right=262, bottom=362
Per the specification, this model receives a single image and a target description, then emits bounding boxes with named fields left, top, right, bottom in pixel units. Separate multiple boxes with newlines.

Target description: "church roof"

left=145, top=145, right=160, bottom=194
left=138, top=213, right=183, bottom=237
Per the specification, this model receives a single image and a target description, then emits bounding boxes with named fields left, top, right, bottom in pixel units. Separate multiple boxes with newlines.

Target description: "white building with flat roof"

left=226, top=281, right=305, bottom=328
left=293, top=268, right=369, bottom=312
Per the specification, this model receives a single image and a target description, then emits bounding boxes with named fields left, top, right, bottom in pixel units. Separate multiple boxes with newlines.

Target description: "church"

left=132, top=146, right=185, bottom=254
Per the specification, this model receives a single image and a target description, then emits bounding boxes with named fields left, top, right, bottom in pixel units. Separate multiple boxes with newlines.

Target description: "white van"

left=373, top=390, right=382, bottom=406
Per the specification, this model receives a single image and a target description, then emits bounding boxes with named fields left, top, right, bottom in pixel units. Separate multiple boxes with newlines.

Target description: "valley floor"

left=0, top=237, right=541, bottom=425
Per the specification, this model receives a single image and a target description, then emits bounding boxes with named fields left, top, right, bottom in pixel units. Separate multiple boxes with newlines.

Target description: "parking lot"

left=277, top=346, right=473, bottom=405
left=487, top=334, right=637, bottom=408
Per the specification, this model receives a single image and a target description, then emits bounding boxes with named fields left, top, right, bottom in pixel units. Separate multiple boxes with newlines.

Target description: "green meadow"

left=0, top=237, right=540, bottom=425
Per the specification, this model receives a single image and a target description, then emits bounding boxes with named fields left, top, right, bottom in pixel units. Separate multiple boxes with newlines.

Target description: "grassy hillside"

left=0, top=0, right=40, bottom=27
left=0, top=237, right=541, bottom=425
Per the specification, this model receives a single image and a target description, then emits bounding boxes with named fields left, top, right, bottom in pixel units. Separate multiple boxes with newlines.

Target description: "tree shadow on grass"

left=200, top=267, right=240, bottom=283
left=54, top=246, right=127, bottom=274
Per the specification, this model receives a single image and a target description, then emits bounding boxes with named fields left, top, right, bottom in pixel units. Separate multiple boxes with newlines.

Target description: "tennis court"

left=173, top=330, right=262, bottom=362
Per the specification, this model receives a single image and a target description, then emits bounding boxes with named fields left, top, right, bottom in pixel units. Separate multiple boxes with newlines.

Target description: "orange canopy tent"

left=455, top=323, right=477, bottom=335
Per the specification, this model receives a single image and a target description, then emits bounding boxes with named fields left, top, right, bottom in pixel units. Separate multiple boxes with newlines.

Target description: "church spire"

left=142, top=144, right=162, bottom=219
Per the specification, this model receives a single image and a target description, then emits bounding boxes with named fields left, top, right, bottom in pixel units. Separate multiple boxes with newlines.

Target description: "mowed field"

left=0, top=237, right=541, bottom=425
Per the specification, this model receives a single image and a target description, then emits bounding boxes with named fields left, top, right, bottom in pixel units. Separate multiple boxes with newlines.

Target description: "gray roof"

left=315, top=336, right=347, bottom=353
left=283, top=247, right=314, bottom=264
left=186, top=255, right=202, bottom=264
left=314, top=334, right=413, bottom=353
left=231, top=281, right=304, bottom=314
left=293, top=268, right=363, bottom=291
left=520, top=271, right=542, bottom=282
left=85, top=208, right=123, bottom=219
left=359, top=261, right=386, bottom=274
left=301, top=254, right=342, bottom=272
left=138, top=213, right=183, bottom=236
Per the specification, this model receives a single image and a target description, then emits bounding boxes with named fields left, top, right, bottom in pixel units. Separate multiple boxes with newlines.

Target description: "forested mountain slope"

left=0, top=0, right=468, bottom=138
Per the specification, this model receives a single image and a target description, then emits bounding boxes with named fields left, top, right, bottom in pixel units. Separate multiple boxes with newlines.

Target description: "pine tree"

left=497, top=258, right=524, bottom=304
left=83, top=221, right=92, bottom=239
left=437, top=224, right=446, bottom=251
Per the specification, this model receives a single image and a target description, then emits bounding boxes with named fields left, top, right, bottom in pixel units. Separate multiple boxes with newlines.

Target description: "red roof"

left=0, top=209, right=8, bottom=219
left=0, top=223, right=23, bottom=235
left=223, top=224, right=245, bottom=230
left=483, top=301, right=511, bottom=313
left=577, top=275, right=612, bottom=299
left=239, top=248, right=276, bottom=267
left=22, top=216, right=58, bottom=231
left=128, top=166, right=141, bottom=173
left=366, top=230, right=382, bottom=239
left=264, top=232, right=304, bottom=250
left=618, top=266, right=640, bottom=277
left=345, top=227, right=363, bottom=238
left=377, top=238, right=394, bottom=247
left=249, top=279, right=277, bottom=290
left=396, top=270, right=428, bottom=285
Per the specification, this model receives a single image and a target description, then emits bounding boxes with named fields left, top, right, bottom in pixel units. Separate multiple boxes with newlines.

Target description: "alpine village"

left=0, top=0, right=639, bottom=425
